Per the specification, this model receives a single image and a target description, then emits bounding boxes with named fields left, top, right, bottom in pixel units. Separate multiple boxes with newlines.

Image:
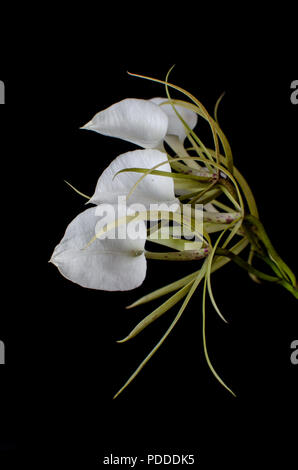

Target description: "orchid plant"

left=50, top=69, right=298, bottom=399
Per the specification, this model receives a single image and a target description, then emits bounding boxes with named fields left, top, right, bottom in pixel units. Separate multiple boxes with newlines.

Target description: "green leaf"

left=117, top=166, right=210, bottom=183
left=64, top=180, right=91, bottom=200
left=214, top=91, right=226, bottom=124
left=113, top=262, right=208, bottom=399
left=233, top=167, right=259, bottom=217
left=117, top=281, right=194, bottom=343
left=127, top=71, right=233, bottom=171
left=127, top=237, right=249, bottom=309
left=206, top=224, right=236, bottom=324
left=202, top=274, right=236, bottom=397
left=126, top=271, right=199, bottom=309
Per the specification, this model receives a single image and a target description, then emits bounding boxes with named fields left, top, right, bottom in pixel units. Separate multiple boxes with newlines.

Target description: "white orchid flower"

left=50, top=206, right=147, bottom=291
left=149, top=97, right=197, bottom=143
left=81, top=97, right=197, bottom=150
left=88, top=148, right=179, bottom=208
left=50, top=148, right=179, bottom=291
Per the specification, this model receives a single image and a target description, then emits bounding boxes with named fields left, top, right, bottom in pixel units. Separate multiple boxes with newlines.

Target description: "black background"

left=0, top=33, right=297, bottom=468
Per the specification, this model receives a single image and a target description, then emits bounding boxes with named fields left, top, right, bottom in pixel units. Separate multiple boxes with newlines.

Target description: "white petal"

left=89, top=149, right=179, bottom=208
left=81, top=98, right=168, bottom=148
left=150, top=97, right=197, bottom=141
left=50, top=207, right=147, bottom=291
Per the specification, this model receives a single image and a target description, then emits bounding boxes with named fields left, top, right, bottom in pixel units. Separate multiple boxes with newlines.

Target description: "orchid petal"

left=50, top=207, right=147, bottom=291
left=81, top=98, right=168, bottom=149
left=89, top=149, right=179, bottom=208
left=150, top=97, right=198, bottom=142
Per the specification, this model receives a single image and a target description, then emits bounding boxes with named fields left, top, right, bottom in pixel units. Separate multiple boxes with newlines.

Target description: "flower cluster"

left=50, top=72, right=297, bottom=398
left=51, top=97, right=202, bottom=288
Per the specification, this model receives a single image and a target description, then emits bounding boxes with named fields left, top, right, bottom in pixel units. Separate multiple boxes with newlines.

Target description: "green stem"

left=244, top=215, right=297, bottom=287
left=145, top=249, right=209, bottom=261
left=215, top=247, right=298, bottom=299
left=215, top=248, right=280, bottom=282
